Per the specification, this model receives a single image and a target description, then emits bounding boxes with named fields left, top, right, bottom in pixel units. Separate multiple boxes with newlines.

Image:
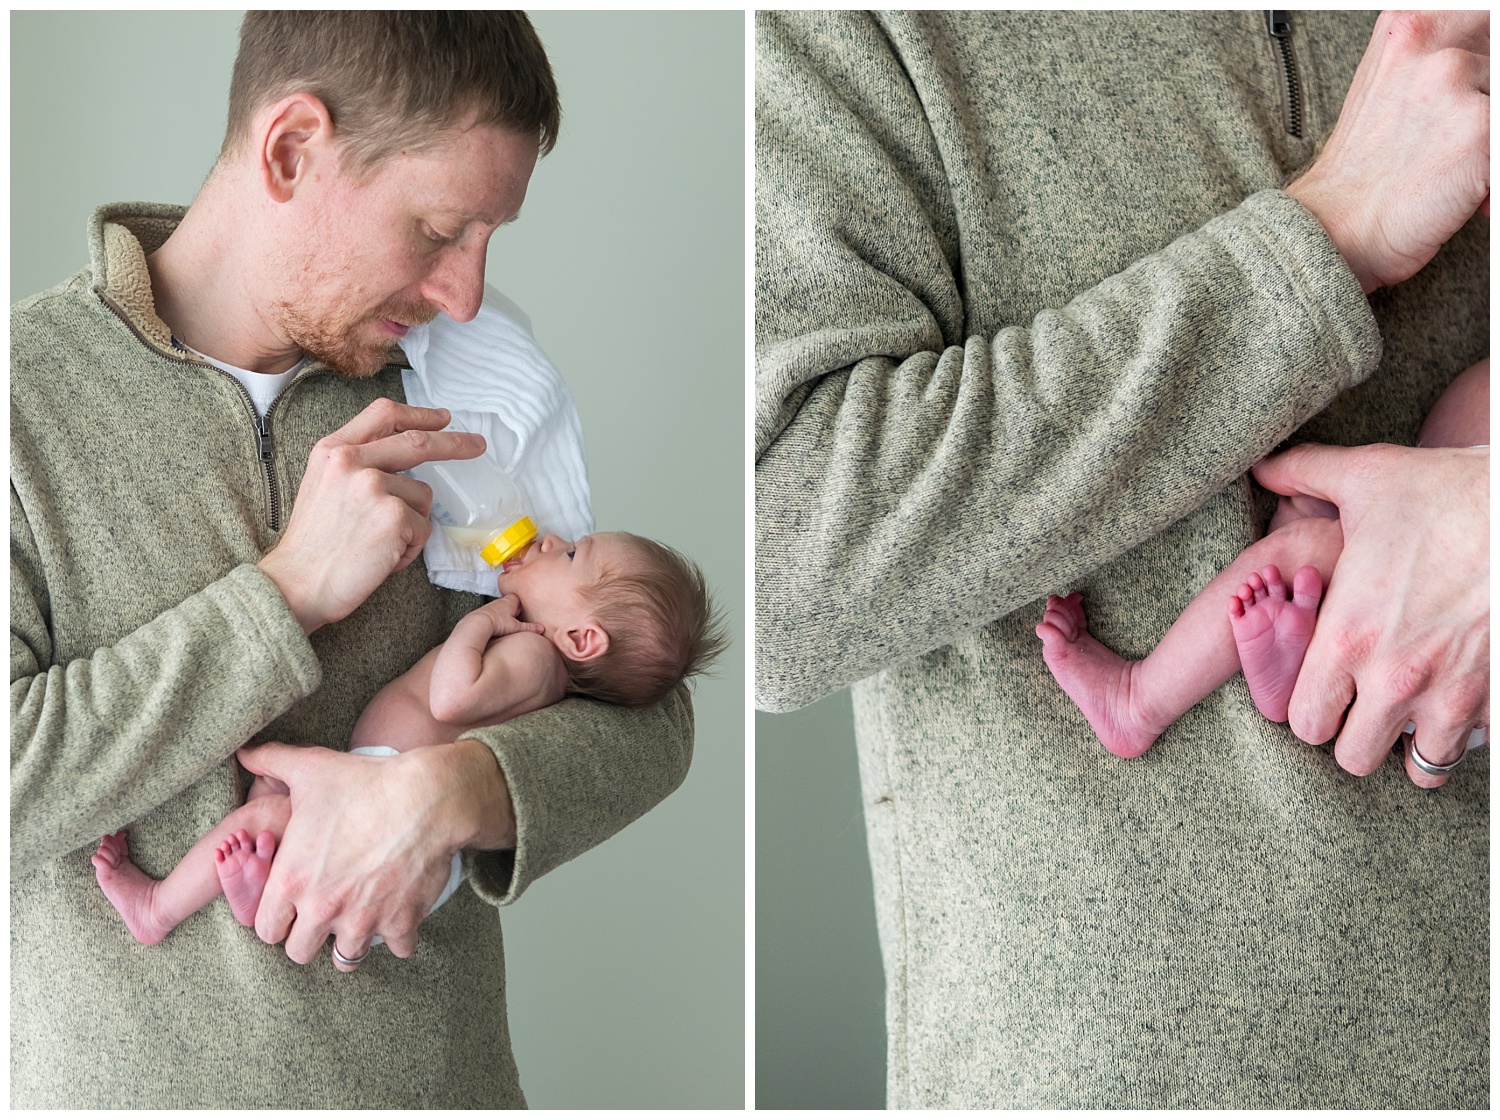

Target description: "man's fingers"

left=381, top=924, right=420, bottom=959
left=1377, top=9, right=1489, bottom=59
left=1426, top=9, right=1490, bottom=56
left=327, top=398, right=452, bottom=446
left=386, top=472, right=434, bottom=518
left=237, top=742, right=333, bottom=785
left=236, top=742, right=301, bottom=784
left=1330, top=697, right=1406, bottom=777
left=394, top=526, right=431, bottom=574
left=1404, top=735, right=1450, bottom=789
left=1402, top=717, right=1475, bottom=789
left=357, top=428, right=486, bottom=475
left=253, top=890, right=296, bottom=947
left=1285, top=642, right=1356, bottom=745
left=1251, top=443, right=1351, bottom=505
left=283, top=919, right=333, bottom=966
left=331, top=919, right=377, bottom=972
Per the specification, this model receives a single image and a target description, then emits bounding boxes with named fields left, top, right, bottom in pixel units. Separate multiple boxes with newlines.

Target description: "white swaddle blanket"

left=400, top=285, right=594, bottom=595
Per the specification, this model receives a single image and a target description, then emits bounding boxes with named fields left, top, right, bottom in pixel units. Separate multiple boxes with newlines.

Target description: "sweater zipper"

left=199, top=364, right=299, bottom=532
left=234, top=370, right=312, bottom=533
left=254, top=406, right=282, bottom=531
left=94, top=288, right=299, bottom=531
left=1266, top=11, right=1303, bottom=139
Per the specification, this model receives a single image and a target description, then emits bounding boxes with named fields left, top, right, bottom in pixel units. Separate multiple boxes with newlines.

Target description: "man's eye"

left=422, top=224, right=455, bottom=244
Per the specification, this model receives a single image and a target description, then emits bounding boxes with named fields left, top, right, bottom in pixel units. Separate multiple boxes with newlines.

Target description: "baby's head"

left=495, top=530, right=727, bottom=706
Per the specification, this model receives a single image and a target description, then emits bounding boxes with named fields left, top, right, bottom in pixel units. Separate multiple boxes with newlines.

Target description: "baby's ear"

left=555, top=620, right=609, bottom=663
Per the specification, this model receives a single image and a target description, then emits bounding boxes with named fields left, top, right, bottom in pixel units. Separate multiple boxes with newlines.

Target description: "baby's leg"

left=1037, top=515, right=1343, bottom=758
left=92, top=793, right=291, bottom=945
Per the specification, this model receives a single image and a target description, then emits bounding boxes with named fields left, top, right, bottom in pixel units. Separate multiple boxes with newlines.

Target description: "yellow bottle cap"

left=480, top=517, right=538, bottom=568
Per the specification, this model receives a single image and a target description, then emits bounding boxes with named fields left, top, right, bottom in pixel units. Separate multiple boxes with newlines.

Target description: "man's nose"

left=421, top=243, right=487, bottom=323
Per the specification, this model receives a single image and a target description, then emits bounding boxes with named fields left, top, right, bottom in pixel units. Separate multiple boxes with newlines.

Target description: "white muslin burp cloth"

left=401, top=284, right=594, bottom=595
left=350, top=746, right=464, bottom=947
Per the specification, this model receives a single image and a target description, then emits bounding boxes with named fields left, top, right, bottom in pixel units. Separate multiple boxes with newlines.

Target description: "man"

left=12, top=13, right=692, bottom=1107
left=756, top=10, right=1486, bottom=1108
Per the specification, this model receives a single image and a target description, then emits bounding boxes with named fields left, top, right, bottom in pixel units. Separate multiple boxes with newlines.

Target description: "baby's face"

left=495, top=531, right=632, bottom=635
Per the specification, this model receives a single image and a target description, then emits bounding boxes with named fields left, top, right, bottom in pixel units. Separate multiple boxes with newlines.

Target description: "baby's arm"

left=429, top=594, right=567, bottom=727
left=1037, top=513, right=1344, bottom=758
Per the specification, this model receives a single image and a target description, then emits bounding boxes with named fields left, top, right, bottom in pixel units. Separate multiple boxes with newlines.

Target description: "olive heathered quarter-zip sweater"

left=11, top=202, right=693, bottom=1108
left=756, top=11, right=1486, bottom=1109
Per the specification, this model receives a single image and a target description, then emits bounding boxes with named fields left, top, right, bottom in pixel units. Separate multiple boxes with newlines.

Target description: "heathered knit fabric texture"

left=11, top=203, right=693, bottom=1108
left=756, top=11, right=1486, bottom=1108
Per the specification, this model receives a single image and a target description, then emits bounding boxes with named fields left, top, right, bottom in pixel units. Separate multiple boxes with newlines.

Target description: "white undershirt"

left=181, top=341, right=305, bottom=419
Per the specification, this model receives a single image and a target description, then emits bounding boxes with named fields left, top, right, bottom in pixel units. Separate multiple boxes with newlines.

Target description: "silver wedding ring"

left=332, top=944, right=370, bottom=968
left=1405, top=723, right=1487, bottom=776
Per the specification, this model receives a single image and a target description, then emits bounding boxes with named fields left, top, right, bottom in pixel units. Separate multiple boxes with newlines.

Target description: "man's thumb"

left=236, top=741, right=303, bottom=780
left=1251, top=442, right=1345, bottom=503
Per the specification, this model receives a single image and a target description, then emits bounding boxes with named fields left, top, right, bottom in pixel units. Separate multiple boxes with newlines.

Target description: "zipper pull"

left=256, top=415, right=274, bottom=464
left=1266, top=10, right=1290, bottom=38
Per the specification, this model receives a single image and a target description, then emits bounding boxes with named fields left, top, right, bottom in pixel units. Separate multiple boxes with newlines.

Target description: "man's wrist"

left=256, top=551, right=324, bottom=635
left=421, top=738, right=517, bottom=852
left=1283, top=177, right=1380, bottom=295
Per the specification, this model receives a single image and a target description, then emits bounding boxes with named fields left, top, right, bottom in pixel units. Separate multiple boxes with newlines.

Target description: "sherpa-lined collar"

left=88, top=202, right=187, bottom=358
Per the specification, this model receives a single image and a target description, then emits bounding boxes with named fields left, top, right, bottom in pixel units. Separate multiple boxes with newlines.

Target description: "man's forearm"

left=754, top=194, right=1377, bottom=711
left=10, top=563, right=321, bottom=872
left=458, top=685, right=694, bottom=903
left=442, top=738, right=518, bottom=851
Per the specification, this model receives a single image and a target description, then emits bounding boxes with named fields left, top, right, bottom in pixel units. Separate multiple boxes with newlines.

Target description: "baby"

left=93, top=530, right=726, bottom=946
left=1037, top=358, right=1488, bottom=760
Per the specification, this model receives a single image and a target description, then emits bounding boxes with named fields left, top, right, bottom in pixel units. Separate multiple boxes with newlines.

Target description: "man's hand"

left=1285, top=10, right=1489, bottom=293
left=257, top=399, right=485, bottom=634
left=237, top=739, right=515, bottom=970
left=1253, top=443, right=1489, bottom=786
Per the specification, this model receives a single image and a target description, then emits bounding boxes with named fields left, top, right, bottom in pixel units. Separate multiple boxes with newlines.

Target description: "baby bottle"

left=406, top=411, right=538, bottom=568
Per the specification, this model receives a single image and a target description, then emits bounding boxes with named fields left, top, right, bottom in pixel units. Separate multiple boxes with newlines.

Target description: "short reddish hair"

left=223, top=12, right=560, bottom=175
left=564, top=534, right=728, bottom=707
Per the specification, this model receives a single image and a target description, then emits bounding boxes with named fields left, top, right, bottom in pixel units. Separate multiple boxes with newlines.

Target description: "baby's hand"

left=475, top=593, right=545, bottom=638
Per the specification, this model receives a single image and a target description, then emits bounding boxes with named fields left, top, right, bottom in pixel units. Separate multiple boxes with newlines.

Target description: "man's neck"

left=147, top=181, right=305, bottom=376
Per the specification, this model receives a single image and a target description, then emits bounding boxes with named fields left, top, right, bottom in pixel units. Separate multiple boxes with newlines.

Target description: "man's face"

left=273, top=120, right=539, bottom=376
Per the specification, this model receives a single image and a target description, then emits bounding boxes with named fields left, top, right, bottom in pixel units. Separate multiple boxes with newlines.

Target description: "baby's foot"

left=215, top=829, right=276, bottom=927
left=1227, top=564, right=1321, bottom=723
left=1036, top=593, right=1164, bottom=759
left=92, top=830, right=170, bottom=945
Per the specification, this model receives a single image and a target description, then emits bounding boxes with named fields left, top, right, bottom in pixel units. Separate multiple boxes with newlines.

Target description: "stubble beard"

left=271, top=296, right=438, bottom=378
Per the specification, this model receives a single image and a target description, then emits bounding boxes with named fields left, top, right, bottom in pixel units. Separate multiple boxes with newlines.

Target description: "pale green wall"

left=756, top=692, right=886, bottom=1108
left=11, top=10, right=744, bottom=1109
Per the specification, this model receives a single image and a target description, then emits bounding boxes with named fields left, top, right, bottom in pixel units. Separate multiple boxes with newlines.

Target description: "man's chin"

left=301, top=339, right=403, bottom=378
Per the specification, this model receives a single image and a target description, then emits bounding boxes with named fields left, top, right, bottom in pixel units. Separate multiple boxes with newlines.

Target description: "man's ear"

left=555, top=621, right=609, bottom=663
left=257, top=93, right=335, bottom=204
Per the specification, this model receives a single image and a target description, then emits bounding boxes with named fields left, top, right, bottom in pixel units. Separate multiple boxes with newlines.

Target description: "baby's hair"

left=564, top=533, right=728, bottom=707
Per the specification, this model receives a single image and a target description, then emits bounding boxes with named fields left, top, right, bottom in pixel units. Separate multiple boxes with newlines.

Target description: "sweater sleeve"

left=10, top=487, right=323, bottom=873
left=459, top=684, right=694, bottom=904
left=753, top=11, right=1382, bottom=712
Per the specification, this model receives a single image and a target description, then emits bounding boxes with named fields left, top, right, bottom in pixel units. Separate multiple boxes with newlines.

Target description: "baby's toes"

left=1260, top=565, right=1287, bottom=601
